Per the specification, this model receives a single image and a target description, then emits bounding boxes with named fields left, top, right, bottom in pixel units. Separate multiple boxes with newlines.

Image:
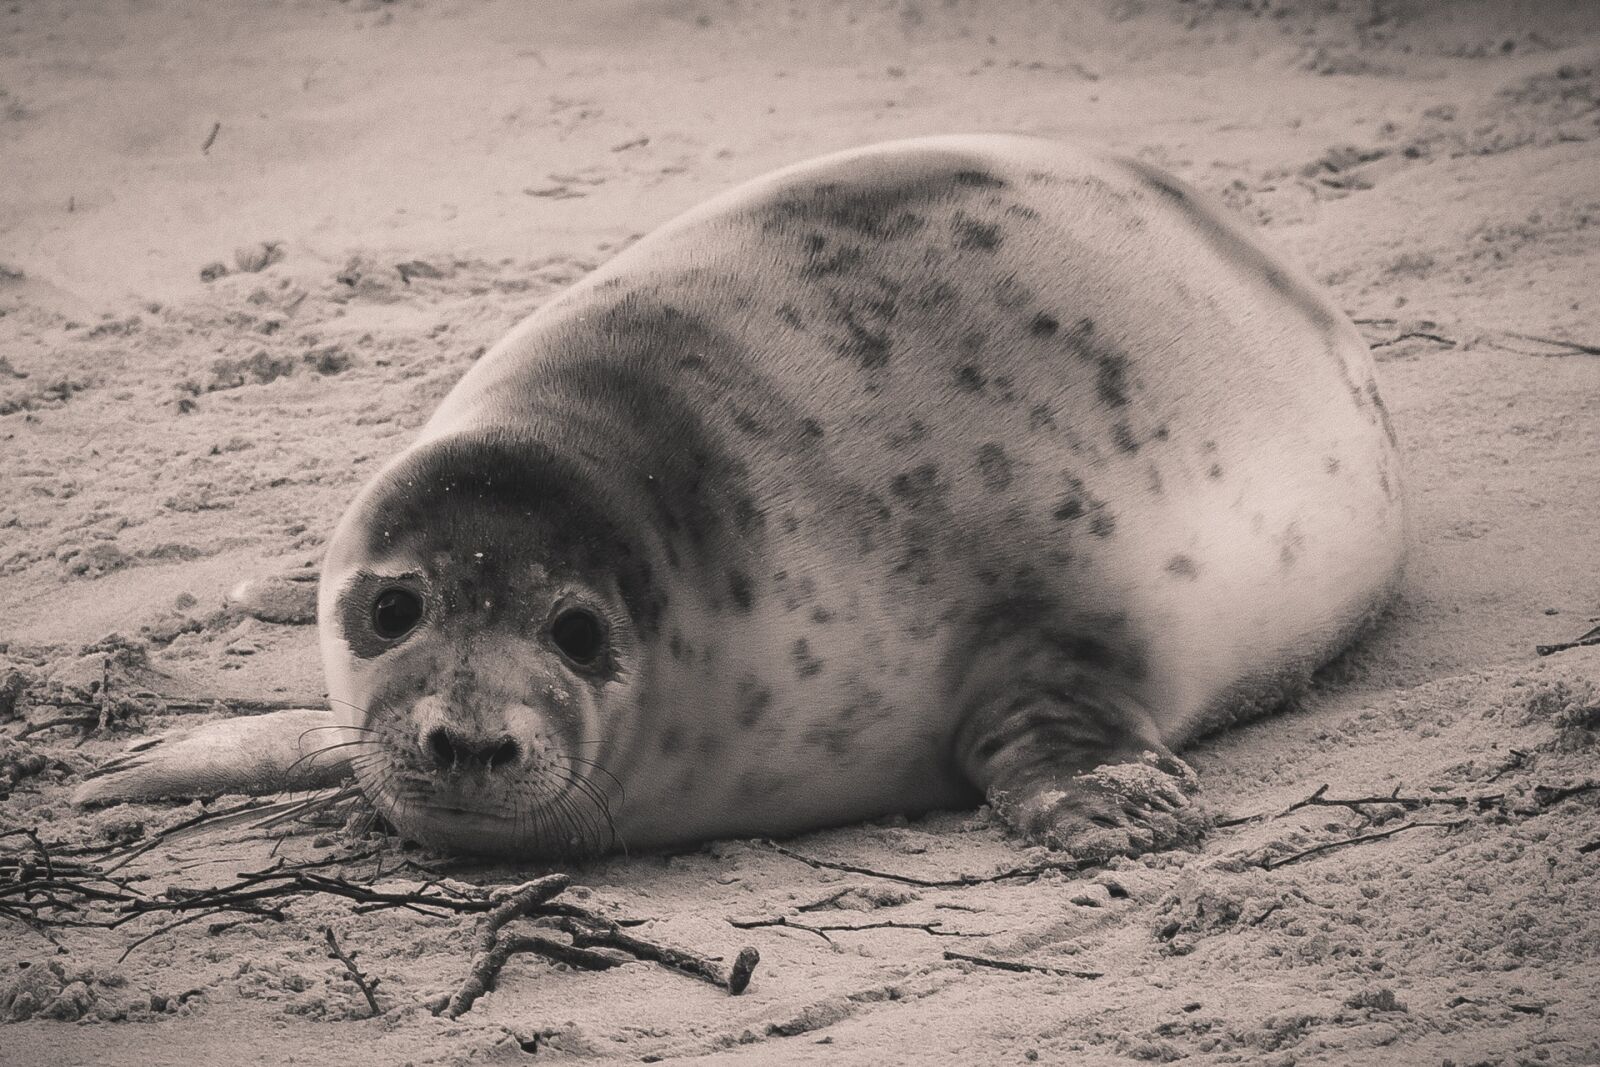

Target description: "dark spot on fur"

left=1096, top=355, right=1130, bottom=408
left=800, top=418, right=825, bottom=439
left=811, top=606, right=835, bottom=624
left=659, top=726, right=684, bottom=755
left=954, top=364, right=986, bottom=392
left=888, top=418, right=929, bottom=449
left=669, top=631, right=685, bottom=660
left=1052, top=497, right=1084, bottom=521
left=1166, top=554, right=1199, bottom=580
left=777, top=304, right=805, bottom=329
left=1030, top=313, right=1059, bottom=337
left=1154, top=425, right=1170, bottom=441
left=890, top=464, right=944, bottom=510
left=1090, top=511, right=1117, bottom=537
left=732, top=410, right=767, bottom=437
left=894, top=524, right=938, bottom=587
left=953, top=170, right=1007, bottom=188
left=911, top=280, right=957, bottom=310
left=1278, top=521, right=1305, bottom=569
left=991, top=275, right=1034, bottom=309
left=1112, top=422, right=1139, bottom=453
left=792, top=638, right=824, bottom=678
left=1063, top=318, right=1131, bottom=407
left=952, top=212, right=1002, bottom=252
left=736, top=682, right=772, bottom=728
left=836, top=308, right=892, bottom=370
left=1208, top=463, right=1224, bottom=480
left=733, top=497, right=766, bottom=537
left=803, top=240, right=866, bottom=280
left=1029, top=404, right=1056, bottom=431
left=1324, top=456, right=1341, bottom=475
left=977, top=442, right=1014, bottom=491
left=728, top=570, right=754, bottom=613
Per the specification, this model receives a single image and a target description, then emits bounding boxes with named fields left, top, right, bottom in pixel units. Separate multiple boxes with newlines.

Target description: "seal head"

left=317, top=431, right=653, bottom=857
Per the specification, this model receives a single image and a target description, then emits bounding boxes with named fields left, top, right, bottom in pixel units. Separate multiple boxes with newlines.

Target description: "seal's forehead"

left=334, top=431, right=634, bottom=575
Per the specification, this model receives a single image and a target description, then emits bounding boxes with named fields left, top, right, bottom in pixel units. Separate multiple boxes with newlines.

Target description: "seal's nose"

left=422, top=725, right=522, bottom=774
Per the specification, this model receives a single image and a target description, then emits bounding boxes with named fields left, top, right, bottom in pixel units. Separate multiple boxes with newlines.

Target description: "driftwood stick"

left=118, top=905, right=285, bottom=962
left=1502, top=330, right=1600, bottom=356
left=1283, top=783, right=1505, bottom=816
left=759, top=839, right=1090, bottom=888
left=1535, top=623, right=1600, bottom=657
left=943, top=950, right=1102, bottom=980
left=441, top=875, right=579, bottom=1018
left=443, top=933, right=621, bottom=1019
left=324, top=926, right=383, bottom=1018
left=731, top=915, right=978, bottom=940
left=562, top=916, right=760, bottom=994
left=1258, top=819, right=1465, bottom=871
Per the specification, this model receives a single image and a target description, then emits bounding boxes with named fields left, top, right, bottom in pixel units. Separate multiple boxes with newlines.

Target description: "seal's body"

left=82, top=136, right=1405, bottom=860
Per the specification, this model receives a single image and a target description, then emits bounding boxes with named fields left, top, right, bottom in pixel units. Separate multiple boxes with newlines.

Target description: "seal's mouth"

left=357, top=760, right=619, bottom=859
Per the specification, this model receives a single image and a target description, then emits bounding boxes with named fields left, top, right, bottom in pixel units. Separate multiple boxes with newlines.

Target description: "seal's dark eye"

left=551, top=608, right=605, bottom=667
left=372, top=588, right=423, bottom=640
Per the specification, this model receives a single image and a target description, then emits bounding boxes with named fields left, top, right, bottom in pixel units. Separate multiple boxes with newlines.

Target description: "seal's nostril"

left=425, top=727, right=457, bottom=771
left=423, top=726, right=519, bottom=774
left=487, top=738, right=521, bottom=771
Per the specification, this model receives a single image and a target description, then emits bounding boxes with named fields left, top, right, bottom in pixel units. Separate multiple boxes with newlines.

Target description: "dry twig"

left=943, top=950, right=1101, bottom=980
left=759, top=839, right=1090, bottom=887
left=729, top=915, right=980, bottom=944
left=323, top=926, right=383, bottom=1017
left=437, top=875, right=760, bottom=1015
left=1282, top=783, right=1505, bottom=817
left=1254, top=819, right=1466, bottom=871
left=559, top=915, right=758, bottom=993
left=1536, top=623, right=1600, bottom=657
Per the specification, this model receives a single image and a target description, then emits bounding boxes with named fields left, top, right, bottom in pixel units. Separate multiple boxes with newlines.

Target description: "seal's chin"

left=357, top=768, right=614, bottom=859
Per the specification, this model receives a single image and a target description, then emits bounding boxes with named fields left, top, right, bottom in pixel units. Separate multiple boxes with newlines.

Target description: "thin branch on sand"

left=942, top=950, right=1102, bottom=980
left=324, top=926, right=384, bottom=1017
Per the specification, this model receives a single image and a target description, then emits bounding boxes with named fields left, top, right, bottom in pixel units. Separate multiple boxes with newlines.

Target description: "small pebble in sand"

left=233, top=241, right=284, bottom=273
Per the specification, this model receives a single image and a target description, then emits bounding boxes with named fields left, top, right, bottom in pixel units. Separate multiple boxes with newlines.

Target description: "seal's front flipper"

left=987, top=750, right=1208, bottom=862
left=72, top=708, right=354, bottom=807
left=957, top=680, right=1209, bottom=862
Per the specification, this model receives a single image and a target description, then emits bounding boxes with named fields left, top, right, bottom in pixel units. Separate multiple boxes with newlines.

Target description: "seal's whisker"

left=296, top=722, right=380, bottom=738
left=278, top=738, right=384, bottom=786
left=560, top=754, right=626, bottom=803
left=555, top=771, right=618, bottom=856
left=548, top=784, right=602, bottom=858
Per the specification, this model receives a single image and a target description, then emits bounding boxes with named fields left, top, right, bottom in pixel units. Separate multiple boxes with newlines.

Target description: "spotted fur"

left=299, top=136, right=1407, bottom=857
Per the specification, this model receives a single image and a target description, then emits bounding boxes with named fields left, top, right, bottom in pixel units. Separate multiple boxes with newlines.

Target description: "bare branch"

left=323, top=926, right=383, bottom=1018
left=1255, top=819, right=1466, bottom=871
left=943, top=950, right=1101, bottom=980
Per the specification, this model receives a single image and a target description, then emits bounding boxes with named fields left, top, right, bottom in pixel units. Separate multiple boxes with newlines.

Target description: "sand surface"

left=3, top=1, right=1599, bottom=1064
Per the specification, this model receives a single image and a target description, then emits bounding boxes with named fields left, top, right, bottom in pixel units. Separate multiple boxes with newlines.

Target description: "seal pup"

left=76, top=135, right=1405, bottom=861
